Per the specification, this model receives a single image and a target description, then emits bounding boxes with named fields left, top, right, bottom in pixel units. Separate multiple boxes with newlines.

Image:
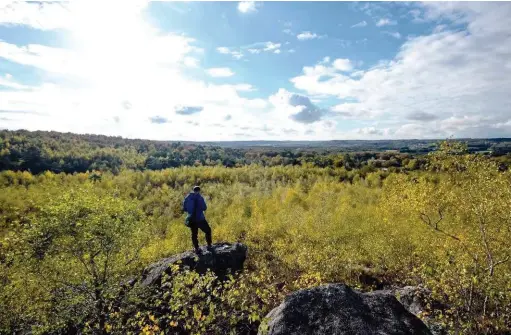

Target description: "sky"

left=1, top=1, right=511, bottom=141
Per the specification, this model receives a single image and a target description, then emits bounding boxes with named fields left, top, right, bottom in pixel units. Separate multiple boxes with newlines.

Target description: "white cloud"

left=289, top=58, right=356, bottom=100
left=288, top=49, right=296, bottom=53
left=383, top=31, right=401, bottom=39
left=351, top=20, right=367, bottom=28
left=0, top=32, right=198, bottom=80
left=291, top=2, right=511, bottom=138
left=0, top=73, right=29, bottom=90
left=233, top=84, right=256, bottom=92
left=264, top=42, right=281, bottom=51
left=283, top=28, right=293, bottom=35
left=206, top=67, right=235, bottom=77
left=183, top=56, right=199, bottom=68
left=231, top=51, right=243, bottom=60
left=356, top=127, right=383, bottom=136
left=297, top=31, right=320, bottom=40
left=4, top=2, right=511, bottom=140
left=233, top=51, right=244, bottom=59
left=217, top=47, right=230, bottom=54
left=393, top=124, right=440, bottom=139
left=244, top=41, right=283, bottom=55
left=0, top=1, right=280, bottom=141
left=332, top=58, right=353, bottom=72
left=0, top=41, right=79, bottom=76
left=355, top=2, right=389, bottom=18
left=0, top=1, right=72, bottom=30
left=433, top=24, right=448, bottom=33
left=0, top=76, right=275, bottom=141
left=376, top=18, right=397, bottom=27
left=238, top=1, right=257, bottom=14
left=216, top=46, right=244, bottom=60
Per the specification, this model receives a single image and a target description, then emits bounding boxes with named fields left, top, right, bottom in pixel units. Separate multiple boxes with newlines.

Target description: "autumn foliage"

left=0, top=140, right=510, bottom=334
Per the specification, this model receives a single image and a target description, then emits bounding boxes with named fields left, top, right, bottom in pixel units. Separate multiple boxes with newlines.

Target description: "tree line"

left=0, top=129, right=440, bottom=174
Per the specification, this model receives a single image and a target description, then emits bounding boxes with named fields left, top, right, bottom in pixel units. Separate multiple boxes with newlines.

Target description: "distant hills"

left=179, top=138, right=511, bottom=153
left=2, top=129, right=511, bottom=154
left=1, top=128, right=511, bottom=175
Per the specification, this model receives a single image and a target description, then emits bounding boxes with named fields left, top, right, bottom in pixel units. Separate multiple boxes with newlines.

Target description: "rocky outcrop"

left=394, top=286, right=432, bottom=315
left=260, top=284, right=432, bottom=335
left=140, top=242, right=247, bottom=287
left=391, top=286, right=447, bottom=335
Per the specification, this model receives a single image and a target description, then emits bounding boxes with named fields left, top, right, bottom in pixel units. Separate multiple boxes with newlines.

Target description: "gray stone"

left=393, top=286, right=433, bottom=316
left=391, top=286, right=447, bottom=335
left=140, top=242, right=247, bottom=287
left=260, top=284, right=432, bottom=335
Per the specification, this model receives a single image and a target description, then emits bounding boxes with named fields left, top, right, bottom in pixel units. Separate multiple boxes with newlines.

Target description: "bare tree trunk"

left=95, top=285, right=106, bottom=335
left=91, top=256, right=107, bottom=335
left=479, top=217, right=493, bottom=319
left=467, top=256, right=478, bottom=314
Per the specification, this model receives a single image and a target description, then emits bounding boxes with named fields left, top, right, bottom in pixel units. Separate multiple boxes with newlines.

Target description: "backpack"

left=184, top=195, right=199, bottom=227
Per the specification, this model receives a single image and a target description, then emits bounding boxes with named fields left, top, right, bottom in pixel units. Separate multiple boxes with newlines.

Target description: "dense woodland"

left=0, top=131, right=510, bottom=334
left=2, top=130, right=511, bottom=174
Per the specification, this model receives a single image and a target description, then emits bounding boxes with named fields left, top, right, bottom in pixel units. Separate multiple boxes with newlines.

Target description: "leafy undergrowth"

left=0, top=142, right=510, bottom=334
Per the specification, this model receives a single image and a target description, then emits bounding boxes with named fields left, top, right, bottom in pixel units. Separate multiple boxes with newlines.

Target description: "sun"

left=57, top=0, right=195, bottom=126
left=66, top=1, right=155, bottom=91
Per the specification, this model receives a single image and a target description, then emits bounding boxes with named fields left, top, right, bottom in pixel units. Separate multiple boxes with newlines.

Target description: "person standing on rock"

left=183, top=185, right=213, bottom=254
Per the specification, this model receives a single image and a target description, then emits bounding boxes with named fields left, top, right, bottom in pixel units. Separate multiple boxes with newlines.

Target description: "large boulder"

left=260, top=284, right=432, bottom=335
left=391, top=286, right=447, bottom=335
left=140, top=242, right=247, bottom=287
left=392, top=286, right=435, bottom=316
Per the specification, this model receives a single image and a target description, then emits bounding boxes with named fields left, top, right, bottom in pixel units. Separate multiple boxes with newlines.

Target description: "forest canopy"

left=2, top=129, right=511, bottom=174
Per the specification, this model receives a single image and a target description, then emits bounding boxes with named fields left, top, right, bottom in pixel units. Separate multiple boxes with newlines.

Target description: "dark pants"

left=190, top=220, right=212, bottom=250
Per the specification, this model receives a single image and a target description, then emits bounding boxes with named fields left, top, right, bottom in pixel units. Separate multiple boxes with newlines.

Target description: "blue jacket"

left=183, top=192, right=207, bottom=221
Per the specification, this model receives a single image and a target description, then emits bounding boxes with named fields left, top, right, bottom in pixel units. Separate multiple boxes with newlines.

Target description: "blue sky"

left=1, top=1, right=511, bottom=141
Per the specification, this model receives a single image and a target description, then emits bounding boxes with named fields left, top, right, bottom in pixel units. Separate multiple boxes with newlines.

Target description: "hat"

left=193, top=185, right=201, bottom=192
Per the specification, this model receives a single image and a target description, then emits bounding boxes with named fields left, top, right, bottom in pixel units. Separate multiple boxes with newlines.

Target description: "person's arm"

left=182, top=196, right=188, bottom=213
left=201, top=196, right=207, bottom=211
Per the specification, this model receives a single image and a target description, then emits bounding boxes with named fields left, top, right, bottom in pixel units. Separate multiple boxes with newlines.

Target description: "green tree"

left=381, top=140, right=511, bottom=331
left=9, top=185, right=146, bottom=334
